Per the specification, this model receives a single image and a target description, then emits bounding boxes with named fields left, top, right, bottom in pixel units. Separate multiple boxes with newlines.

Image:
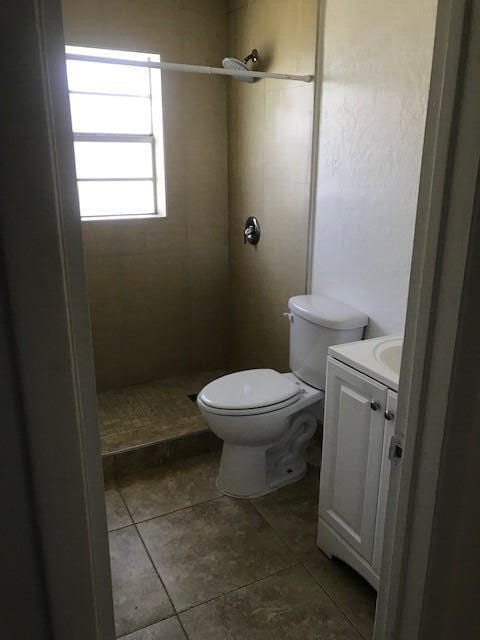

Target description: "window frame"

left=65, top=46, right=166, bottom=220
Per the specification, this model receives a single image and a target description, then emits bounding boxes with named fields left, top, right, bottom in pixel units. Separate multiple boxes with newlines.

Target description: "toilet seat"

left=198, top=369, right=302, bottom=416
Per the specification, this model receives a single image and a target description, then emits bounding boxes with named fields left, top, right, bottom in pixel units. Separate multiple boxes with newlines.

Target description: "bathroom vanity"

left=317, top=335, right=402, bottom=589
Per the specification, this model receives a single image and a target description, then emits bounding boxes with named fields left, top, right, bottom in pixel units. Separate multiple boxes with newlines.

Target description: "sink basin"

left=329, top=334, right=403, bottom=390
left=374, top=338, right=403, bottom=375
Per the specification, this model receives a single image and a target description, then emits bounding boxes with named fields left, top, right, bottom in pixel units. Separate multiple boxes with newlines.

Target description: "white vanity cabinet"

left=317, top=356, right=397, bottom=590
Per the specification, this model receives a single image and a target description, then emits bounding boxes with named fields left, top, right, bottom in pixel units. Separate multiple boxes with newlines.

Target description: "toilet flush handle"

left=283, top=312, right=294, bottom=323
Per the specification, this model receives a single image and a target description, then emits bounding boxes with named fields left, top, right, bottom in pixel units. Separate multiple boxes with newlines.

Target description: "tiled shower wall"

left=227, top=0, right=317, bottom=371
left=62, top=0, right=318, bottom=389
left=62, top=0, right=230, bottom=390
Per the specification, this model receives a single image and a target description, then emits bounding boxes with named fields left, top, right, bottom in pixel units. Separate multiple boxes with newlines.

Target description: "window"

left=65, top=46, right=166, bottom=219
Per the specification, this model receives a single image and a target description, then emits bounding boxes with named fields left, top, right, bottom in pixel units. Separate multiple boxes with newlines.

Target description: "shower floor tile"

left=98, top=370, right=227, bottom=455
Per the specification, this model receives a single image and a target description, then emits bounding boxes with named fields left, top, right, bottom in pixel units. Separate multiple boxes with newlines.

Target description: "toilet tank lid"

left=288, top=295, right=369, bottom=330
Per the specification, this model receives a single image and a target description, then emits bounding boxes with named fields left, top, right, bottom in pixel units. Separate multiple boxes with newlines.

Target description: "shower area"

left=62, top=0, right=318, bottom=470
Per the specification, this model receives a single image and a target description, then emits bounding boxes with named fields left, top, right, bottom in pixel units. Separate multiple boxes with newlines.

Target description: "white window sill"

left=81, top=214, right=167, bottom=222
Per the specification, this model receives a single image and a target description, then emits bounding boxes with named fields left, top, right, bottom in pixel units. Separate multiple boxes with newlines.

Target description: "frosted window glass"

left=74, top=141, right=153, bottom=179
left=69, top=94, right=151, bottom=134
left=78, top=181, right=155, bottom=216
left=66, top=60, right=150, bottom=96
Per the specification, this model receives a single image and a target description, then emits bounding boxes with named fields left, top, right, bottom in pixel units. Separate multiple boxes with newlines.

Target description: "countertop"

left=328, top=334, right=403, bottom=391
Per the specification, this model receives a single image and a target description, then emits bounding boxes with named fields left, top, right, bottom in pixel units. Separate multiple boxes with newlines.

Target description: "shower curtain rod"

left=66, top=53, right=314, bottom=83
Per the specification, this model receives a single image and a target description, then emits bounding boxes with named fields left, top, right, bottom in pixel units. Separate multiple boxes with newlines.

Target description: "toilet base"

left=216, top=444, right=307, bottom=499
left=216, top=409, right=318, bottom=498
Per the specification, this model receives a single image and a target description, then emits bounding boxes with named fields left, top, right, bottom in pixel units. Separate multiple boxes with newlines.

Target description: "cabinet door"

left=372, top=389, right=397, bottom=572
left=319, top=357, right=387, bottom=562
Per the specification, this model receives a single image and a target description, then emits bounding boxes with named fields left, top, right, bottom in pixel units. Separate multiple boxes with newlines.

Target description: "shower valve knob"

left=244, top=226, right=255, bottom=242
left=243, top=216, right=261, bottom=245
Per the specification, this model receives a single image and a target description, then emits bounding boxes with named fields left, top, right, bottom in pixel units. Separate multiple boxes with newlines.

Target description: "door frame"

left=375, top=0, right=480, bottom=636
left=1, top=0, right=114, bottom=638
left=2, top=0, right=480, bottom=637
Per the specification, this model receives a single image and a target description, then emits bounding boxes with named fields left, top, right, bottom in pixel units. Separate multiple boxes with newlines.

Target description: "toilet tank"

left=287, top=295, right=368, bottom=390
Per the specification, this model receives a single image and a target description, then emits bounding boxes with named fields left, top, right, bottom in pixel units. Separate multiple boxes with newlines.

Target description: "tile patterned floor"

left=98, top=371, right=227, bottom=455
left=106, top=452, right=376, bottom=639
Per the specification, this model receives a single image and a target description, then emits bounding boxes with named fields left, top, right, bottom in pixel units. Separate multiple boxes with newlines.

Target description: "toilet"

left=197, top=295, right=368, bottom=498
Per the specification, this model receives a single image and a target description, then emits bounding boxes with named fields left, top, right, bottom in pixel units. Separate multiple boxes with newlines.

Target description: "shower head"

left=222, top=49, right=259, bottom=83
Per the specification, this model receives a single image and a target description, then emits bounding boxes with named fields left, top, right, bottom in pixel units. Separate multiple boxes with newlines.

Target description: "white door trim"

left=305, top=0, right=326, bottom=293
left=375, top=0, right=480, bottom=636
left=3, top=0, right=479, bottom=636
left=1, top=0, right=115, bottom=637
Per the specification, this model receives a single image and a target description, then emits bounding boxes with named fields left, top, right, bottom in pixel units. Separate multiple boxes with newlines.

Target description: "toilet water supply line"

left=65, top=53, right=314, bottom=83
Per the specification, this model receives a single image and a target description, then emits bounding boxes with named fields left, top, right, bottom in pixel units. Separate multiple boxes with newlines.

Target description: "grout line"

left=249, top=499, right=296, bottom=550
left=150, top=499, right=300, bottom=616
left=301, top=559, right=370, bottom=640
left=176, top=562, right=301, bottom=618
left=117, top=490, right=190, bottom=638
left=248, top=495, right=369, bottom=638
left=115, top=616, right=182, bottom=640
left=110, top=476, right=367, bottom=638
left=247, top=497, right=307, bottom=559
left=116, top=492, right=224, bottom=529
left=116, top=487, right=307, bottom=550
left=135, top=523, right=190, bottom=638
left=107, top=522, right=134, bottom=534
left=248, top=486, right=319, bottom=556
left=116, top=490, right=300, bottom=629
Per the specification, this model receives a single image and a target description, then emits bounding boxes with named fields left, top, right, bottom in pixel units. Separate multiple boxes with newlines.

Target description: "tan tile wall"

left=227, top=0, right=317, bottom=371
left=62, top=0, right=230, bottom=390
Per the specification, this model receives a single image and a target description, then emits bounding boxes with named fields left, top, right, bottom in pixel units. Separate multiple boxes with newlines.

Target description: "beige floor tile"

left=252, top=466, right=320, bottom=554
left=119, top=616, right=186, bottom=639
left=302, top=550, right=377, bottom=639
left=109, top=526, right=173, bottom=636
left=105, top=484, right=132, bottom=531
left=180, top=564, right=362, bottom=639
left=118, top=451, right=221, bottom=522
left=138, top=496, right=295, bottom=611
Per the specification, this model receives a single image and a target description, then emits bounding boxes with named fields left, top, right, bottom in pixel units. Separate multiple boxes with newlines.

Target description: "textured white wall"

left=311, top=1, right=437, bottom=338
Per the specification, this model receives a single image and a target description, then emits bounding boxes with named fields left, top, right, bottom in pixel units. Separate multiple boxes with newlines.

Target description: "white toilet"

left=197, top=295, right=368, bottom=498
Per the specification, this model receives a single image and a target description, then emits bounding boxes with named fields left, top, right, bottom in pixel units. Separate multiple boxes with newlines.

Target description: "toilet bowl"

left=197, top=370, right=323, bottom=497
left=198, top=295, right=369, bottom=498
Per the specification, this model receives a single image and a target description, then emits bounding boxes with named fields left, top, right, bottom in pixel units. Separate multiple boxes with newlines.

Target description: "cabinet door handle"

left=370, top=401, right=380, bottom=411
left=384, top=410, right=395, bottom=421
